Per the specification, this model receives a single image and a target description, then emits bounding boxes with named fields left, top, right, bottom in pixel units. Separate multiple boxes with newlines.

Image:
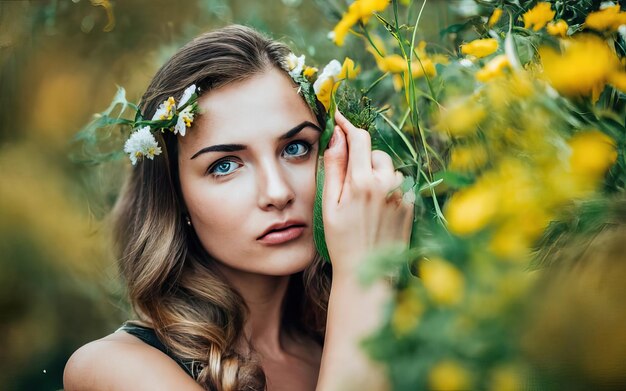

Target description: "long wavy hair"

left=112, top=25, right=331, bottom=390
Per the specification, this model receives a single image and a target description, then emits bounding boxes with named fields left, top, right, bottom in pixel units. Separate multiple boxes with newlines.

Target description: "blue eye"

left=208, top=159, right=241, bottom=176
left=283, top=141, right=311, bottom=159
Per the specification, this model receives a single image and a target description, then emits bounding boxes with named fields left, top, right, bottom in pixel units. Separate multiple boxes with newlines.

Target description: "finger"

left=334, top=110, right=372, bottom=181
left=384, top=171, right=405, bottom=202
left=323, top=126, right=348, bottom=204
left=371, top=150, right=394, bottom=175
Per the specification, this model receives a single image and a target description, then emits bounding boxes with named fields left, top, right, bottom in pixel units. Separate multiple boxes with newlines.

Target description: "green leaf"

left=313, top=164, right=331, bottom=263
left=435, top=170, right=475, bottom=189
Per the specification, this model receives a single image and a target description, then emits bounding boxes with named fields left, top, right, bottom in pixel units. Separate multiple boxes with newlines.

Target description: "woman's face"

left=178, top=68, right=321, bottom=276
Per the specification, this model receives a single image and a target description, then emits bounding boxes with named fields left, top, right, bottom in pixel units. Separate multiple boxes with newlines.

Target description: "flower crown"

left=75, top=53, right=359, bottom=166
left=124, top=84, right=199, bottom=164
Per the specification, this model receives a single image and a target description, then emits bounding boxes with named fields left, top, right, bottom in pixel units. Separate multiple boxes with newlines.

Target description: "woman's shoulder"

left=63, top=329, right=202, bottom=391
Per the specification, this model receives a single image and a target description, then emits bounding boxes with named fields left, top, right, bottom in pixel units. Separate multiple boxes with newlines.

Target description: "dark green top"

left=118, top=322, right=195, bottom=378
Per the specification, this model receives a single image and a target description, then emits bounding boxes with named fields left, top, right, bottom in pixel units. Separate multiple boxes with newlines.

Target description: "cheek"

left=183, top=180, right=253, bottom=249
left=288, top=158, right=318, bottom=209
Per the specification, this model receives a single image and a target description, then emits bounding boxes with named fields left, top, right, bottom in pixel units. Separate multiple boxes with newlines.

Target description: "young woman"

left=64, top=25, right=413, bottom=391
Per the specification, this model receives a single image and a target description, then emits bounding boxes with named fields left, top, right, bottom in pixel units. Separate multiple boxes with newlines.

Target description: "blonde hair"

left=112, top=25, right=330, bottom=390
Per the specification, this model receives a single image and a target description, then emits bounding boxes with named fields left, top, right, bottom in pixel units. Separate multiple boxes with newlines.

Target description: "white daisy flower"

left=313, top=59, right=342, bottom=95
left=123, top=126, right=162, bottom=165
left=178, top=84, right=197, bottom=108
left=151, top=96, right=176, bottom=121
left=174, top=105, right=195, bottom=136
left=286, top=53, right=306, bottom=78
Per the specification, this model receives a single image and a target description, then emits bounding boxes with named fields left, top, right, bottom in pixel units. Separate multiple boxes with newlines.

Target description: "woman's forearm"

left=316, top=273, right=391, bottom=391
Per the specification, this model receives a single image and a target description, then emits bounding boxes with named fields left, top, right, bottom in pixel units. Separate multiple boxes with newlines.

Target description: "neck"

left=216, top=264, right=294, bottom=356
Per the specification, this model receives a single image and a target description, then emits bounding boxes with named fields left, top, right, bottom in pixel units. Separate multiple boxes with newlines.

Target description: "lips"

left=257, top=220, right=307, bottom=245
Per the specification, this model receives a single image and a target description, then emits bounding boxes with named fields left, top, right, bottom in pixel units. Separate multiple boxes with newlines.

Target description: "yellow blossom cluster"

left=539, top=34, right=626, bottom=100
left=367, top=37, right=438, bottom=91
left=523, top=2, right=555, bottom=31
left=585, top=5, right=626, bottom=31
left=439, top=72, right=618, bottom=258
left=331, top=0, right=390, bottom=46
left=460, top=38, right=498, bottom=58
left=546, top=19, right=569, bottom=37
left=475, top=54, right=510, bottom=82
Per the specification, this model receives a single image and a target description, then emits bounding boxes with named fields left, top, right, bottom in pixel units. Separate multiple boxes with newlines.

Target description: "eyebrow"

left=190, top=121, right=322, bottom=160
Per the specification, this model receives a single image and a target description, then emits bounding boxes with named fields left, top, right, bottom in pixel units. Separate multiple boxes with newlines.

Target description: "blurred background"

left=0, top=0, right=464, bottom=389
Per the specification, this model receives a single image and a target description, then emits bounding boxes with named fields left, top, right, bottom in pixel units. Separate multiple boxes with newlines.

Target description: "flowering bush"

left=317, top=1, right=626, bottom=389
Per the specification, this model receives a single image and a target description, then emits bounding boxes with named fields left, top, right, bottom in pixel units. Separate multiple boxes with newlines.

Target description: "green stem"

left=380, top=113, right=418, bottom=160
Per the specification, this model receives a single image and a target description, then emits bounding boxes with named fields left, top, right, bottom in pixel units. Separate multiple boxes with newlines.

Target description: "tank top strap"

left=117, top=322, right=196, bottom=378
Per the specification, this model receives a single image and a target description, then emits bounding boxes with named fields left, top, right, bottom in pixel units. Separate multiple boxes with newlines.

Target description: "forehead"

left=179, top=68, right=315, bottom=154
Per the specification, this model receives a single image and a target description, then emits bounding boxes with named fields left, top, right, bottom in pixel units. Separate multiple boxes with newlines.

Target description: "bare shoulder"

left=64, top=331, right=203, bottom=391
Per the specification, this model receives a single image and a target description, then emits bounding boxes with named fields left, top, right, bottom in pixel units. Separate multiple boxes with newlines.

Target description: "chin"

left=261, top=245, right=317, bottom=276
left=211, top=240, right=317, bottom=277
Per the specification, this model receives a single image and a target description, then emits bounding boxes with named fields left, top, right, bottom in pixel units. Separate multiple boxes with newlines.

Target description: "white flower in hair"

left=178, top=84, right=197, bottom=108
left=123, top=126, right=162, bottom=165
left=286, top=53, right=306, bottom=78
left=175, top=105, right=195, bottom=136
left=313, top=59, right=342, bottom=95
left=152, top=97, right=176, bottom=121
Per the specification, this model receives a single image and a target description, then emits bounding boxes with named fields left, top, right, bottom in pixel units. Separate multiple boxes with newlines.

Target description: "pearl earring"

left=185, top=216, right=192, bottom=226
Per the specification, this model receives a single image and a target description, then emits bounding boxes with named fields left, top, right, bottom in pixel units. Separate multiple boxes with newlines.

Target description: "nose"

left=257, top=161, right=295, bottom=211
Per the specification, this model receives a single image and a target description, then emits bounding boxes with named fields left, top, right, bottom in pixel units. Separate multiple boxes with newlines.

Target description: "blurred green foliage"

left=0, top=0, right=459, bottom=389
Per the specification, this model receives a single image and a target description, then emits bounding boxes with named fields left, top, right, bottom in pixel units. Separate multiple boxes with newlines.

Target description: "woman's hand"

left=316, top=111, right=414, bottom=391
left=322, top=110, right=414, bottom=278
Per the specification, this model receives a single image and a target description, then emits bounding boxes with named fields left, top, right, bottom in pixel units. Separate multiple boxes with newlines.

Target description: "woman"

left=64, top=25, right=413, bottom=391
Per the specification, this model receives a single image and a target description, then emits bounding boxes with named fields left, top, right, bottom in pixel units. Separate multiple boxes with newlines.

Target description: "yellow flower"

left=338, top=57, right=361, bottom=79
left=367, top=41, right=437, bottom=93
left=437, top=98, right=486, bottom=136
left=152, top=96, right=176, bottom=121
left=460, top=38, right=498, bottom=58
left=410, top=58, right=436, bottom=78
left=391, top=286, right=423, bottom=335
left=546, top=19, right=568, bottom=37
left=489, top=8, right=503, bottom=27
left=585, top=5, right=626, bottom=31
left=369, top=48, right=437, bottom=79
left=608, top=71, right=626, bottom=92
left=313, top=57, right=360, bottom=110
left=445, top=181, right=498, bottom=235
left=331, top=12, right=360, bottom=47
left=523, top=2, right=555, bottom=31
left=449, top=143, right=488, bottom=172
left=419, top=257, right=465, bottom=306
left=331, top=0, right=390, bottom=46
left=429, top=360, right=472, bottom=391
left=374, top=53, right=406, bottom=73
left=539, top=34, right=620, bottom=97
left=488, top=365, right=524, bottom=391
left=489, top=223, right=532, bottom=259
left=303, top=66, right=318, bottom=79
left=314, top=77, right=336, bottom=111
left=569, top=130, right=617, bottom=179
left=475, top=54, right=510, bottom=82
